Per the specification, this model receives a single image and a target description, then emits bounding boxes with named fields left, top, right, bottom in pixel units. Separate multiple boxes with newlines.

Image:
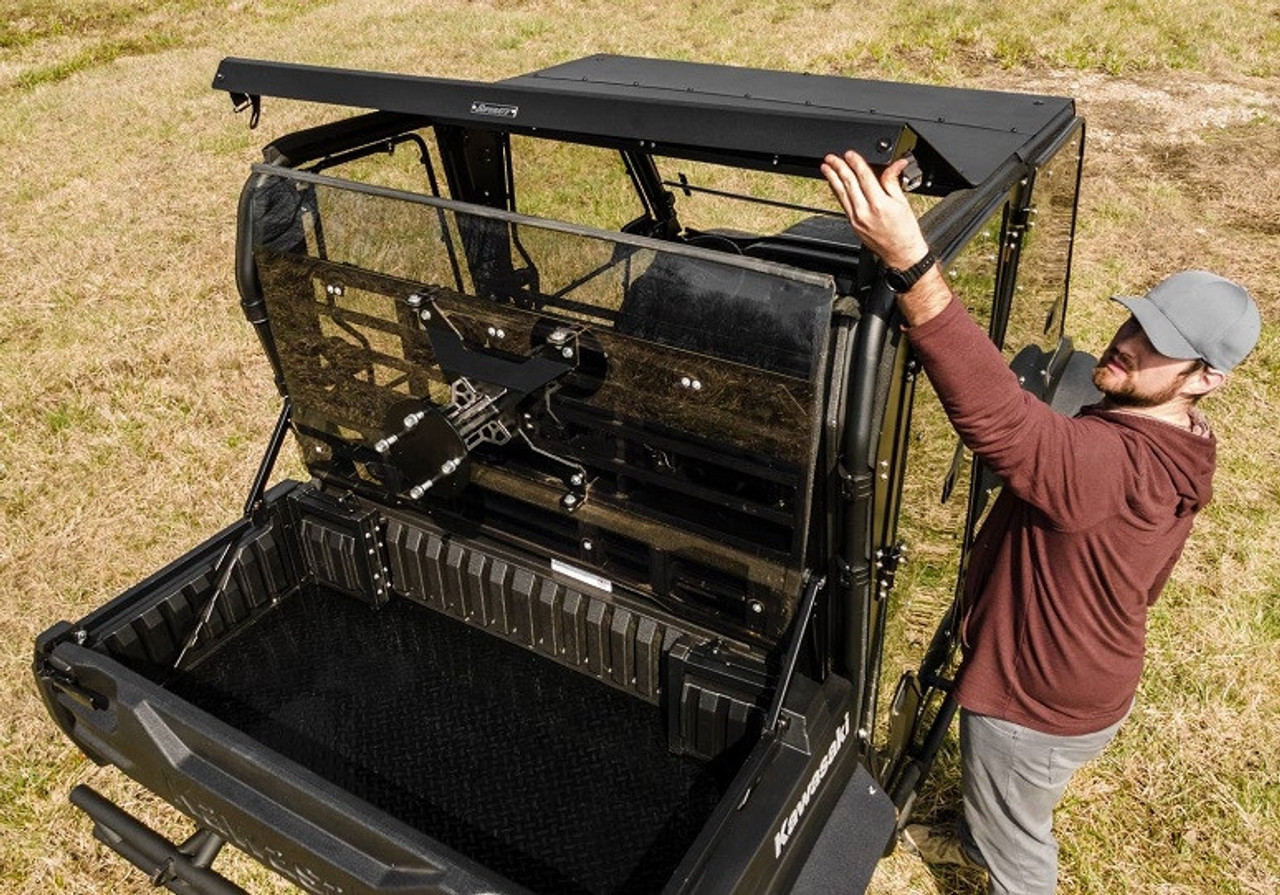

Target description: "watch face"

left=884, top=269, right=911, bottom=293
left=885, top=251, right=933, bottom=293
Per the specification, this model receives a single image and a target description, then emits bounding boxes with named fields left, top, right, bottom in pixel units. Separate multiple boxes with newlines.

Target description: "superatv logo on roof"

left=470, top=101, right=519, bottom=118
left=773, top=711, right=852, bottom=859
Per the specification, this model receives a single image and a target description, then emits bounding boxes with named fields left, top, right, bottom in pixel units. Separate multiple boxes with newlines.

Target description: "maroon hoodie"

left=907, top=299, right=1216, bottom=735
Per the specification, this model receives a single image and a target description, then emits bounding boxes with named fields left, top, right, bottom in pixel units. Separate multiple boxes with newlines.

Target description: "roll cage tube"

left=836, top=274, right=897, bottom=737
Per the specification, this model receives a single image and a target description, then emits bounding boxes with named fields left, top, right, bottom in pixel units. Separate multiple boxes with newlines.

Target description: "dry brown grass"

left=2, top=2, right=1278, bottom=893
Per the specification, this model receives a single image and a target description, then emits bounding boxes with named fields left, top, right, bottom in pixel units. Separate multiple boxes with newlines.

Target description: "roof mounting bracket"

left=229, top=91, right=261, bottom=129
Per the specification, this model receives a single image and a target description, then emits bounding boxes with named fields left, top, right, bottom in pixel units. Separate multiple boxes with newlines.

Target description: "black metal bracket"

left=229, top=91, right=261, bottom=129
left=874, top=541, right=905, bottom=603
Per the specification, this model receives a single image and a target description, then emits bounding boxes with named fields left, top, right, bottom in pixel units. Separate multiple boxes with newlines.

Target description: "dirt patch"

left=974, top=68, right=1276, bottom=151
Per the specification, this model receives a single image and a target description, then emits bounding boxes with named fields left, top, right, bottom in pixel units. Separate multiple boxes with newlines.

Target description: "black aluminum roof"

left=213, top=54, right=1076, bottom=191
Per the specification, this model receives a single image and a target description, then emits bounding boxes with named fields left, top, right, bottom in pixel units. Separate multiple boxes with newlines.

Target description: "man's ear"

left=1184, top=366, right=1227, bottom=399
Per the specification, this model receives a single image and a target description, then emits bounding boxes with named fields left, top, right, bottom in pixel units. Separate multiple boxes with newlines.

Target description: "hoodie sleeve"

left=906, top=298, right=1129, bottom=531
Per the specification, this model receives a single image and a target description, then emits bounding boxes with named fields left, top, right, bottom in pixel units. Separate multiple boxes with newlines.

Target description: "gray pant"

left=959, top=708, right=1128, bottom=895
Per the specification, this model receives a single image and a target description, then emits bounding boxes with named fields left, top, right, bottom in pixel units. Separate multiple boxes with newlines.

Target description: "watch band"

left=884, top=249, right=937, bottom=293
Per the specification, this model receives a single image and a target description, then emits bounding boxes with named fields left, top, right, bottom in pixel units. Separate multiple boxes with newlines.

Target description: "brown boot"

left=901, top=823, right=985, bottom=870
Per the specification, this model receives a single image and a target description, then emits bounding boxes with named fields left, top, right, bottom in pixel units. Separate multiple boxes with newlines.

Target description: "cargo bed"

left=168, top=583, right=735, bottom=894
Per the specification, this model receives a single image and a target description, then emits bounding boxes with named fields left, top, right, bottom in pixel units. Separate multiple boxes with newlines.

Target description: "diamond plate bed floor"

left=169, top=586, right=739, bottom=894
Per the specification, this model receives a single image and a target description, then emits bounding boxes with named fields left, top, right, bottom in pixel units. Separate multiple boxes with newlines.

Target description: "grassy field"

left=2, top=2, right=1277, bottom=893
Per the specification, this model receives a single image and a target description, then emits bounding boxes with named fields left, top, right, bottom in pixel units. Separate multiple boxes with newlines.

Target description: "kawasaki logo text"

left=773, top=711, right=851, bottom=859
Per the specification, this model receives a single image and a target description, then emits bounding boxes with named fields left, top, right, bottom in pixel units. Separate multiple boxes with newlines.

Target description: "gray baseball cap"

left=1113, top=270, right=1261, bottom=372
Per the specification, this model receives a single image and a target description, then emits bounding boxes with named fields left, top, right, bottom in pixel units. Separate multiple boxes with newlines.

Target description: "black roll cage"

left=218, top=53, right=1084, bottom=792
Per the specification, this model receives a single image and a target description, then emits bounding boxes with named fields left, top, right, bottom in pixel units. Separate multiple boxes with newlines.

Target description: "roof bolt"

left=409, top=480, right=433, bottom=499
left=749, top=600, right=765, bottom=614
left=406, top=293, right=423, bottom=308
left=561, top=346, right=574, bottom=359
left=419, top=309, right=432, bottom=322
left=563, top=494, right=578, bottom=507
left=582, top=539, right=594, bottom=551
left=691, top=379, right=703, bottom=391
left=570, top=473, right=585, bottom=486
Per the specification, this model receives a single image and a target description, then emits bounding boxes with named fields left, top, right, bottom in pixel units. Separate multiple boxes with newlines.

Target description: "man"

left=821, top=150, right=1260, bottom=893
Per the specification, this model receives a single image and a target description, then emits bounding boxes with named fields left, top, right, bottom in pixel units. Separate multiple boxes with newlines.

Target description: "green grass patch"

left=1, top=0, right=156, bottom=50
left=4, top=0, right=324, bottom=91
left=15, top=31, right=181, bottom=90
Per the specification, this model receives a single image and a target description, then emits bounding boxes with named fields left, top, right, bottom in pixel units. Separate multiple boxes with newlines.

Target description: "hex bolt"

left=691, top=379, right=703, bottom=391
left=561, top=346, right=574, bottom=359
left=570, top=473, right=585, bottom=486
left=406, top=293, right=423, bottom=308
left=749, top=600, right=764, bottom=614
left=408, top=480, right=434, bottom=499
left=441, top=459, right=458, bottom=475
left=73, top=629, right=88, bottom=645
left=680, top=376, right=692, bottom=388
left=563, top=494, right=578, bottom=507
left=419, top=309, right=432, bottom=322
left=582, top=539, right=594, bottom=552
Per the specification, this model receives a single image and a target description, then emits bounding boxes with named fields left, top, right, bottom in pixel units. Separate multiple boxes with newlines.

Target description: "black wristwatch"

left=883, top=249, right=937, bottom=293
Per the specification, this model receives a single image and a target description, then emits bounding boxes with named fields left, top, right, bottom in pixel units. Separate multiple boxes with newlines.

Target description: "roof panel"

left=213, top=54, right=1076, bottom=190
left=511, top=55, right=1076, bottom=186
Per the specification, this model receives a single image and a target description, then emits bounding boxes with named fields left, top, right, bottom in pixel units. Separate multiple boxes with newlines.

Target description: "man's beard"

left=1092, top=362, right=1186, bottom=408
